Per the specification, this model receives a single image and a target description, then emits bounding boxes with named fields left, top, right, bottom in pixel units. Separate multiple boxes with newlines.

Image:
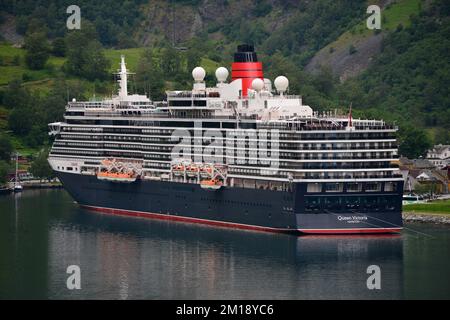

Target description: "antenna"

left=115, top=55, right=134, bottom=99
left=348, top=102, right=353, bottom=128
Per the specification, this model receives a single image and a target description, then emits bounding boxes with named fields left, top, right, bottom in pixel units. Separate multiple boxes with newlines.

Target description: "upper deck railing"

left=166, top=91, right=302, bottom=100
left=67, top=101, right=156, bottom=110
left=65, top=101, right=397, bottom=131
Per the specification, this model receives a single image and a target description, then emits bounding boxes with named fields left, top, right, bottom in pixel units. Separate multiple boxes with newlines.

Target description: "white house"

left=426, top=144, right=450, bottom=169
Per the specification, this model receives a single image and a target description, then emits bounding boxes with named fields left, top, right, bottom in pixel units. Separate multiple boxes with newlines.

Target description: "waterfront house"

left=426, top=144, right=450, bottom=169
left=399, top=158, right=449, bottom=194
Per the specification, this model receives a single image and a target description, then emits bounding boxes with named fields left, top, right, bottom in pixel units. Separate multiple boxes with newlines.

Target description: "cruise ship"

left=48, top=45, right=404, bottom=234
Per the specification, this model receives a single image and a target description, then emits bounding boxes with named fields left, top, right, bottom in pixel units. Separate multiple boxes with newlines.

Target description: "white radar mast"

left=118, top=55, right=130, bottom=99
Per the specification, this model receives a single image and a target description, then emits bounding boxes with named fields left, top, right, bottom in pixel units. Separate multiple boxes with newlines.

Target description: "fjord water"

left=1, top=189, right=449, bottom=299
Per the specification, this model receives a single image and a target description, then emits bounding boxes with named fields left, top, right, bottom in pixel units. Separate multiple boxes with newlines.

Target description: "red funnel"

left=231, top=45, right=264, bottom=97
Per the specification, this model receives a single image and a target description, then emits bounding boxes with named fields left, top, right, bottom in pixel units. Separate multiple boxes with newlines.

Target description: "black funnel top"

left=234, top=44, right=258, bottom=63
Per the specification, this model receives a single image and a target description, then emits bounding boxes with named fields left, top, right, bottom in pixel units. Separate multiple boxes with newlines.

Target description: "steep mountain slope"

left=305, top=0, right=422, bottom=81
left=0, top=0, right=448, bottom=157
left=343, top=1, right=450, bottom=129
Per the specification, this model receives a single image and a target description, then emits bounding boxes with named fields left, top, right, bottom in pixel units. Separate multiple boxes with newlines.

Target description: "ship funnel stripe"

left=231, top=76, right=264, bottom=79
left=232, top=62, right=263, bottom=69
left=231, top=60, right=264, bottom=96
left=232, top=69, right=264, bottom=72
left=232, top=71, right=264, bottom=78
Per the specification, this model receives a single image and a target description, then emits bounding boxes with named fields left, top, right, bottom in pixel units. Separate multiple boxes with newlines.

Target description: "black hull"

left=56, top=172, right=403, bottom=235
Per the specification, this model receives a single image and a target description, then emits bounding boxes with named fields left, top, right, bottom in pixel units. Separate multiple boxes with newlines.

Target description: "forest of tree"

left=0, top=0, right=145, bottom=47
left=0, top=0, right=448, bottom=170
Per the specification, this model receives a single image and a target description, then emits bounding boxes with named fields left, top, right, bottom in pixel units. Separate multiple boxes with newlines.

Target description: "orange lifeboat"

left=200, top=179, right=223, bottom=191
left=186, top=165, right=199, bottom=177
left=172, top=165, right=185, bottom=176
left=97, top=171, right=137, bottom=183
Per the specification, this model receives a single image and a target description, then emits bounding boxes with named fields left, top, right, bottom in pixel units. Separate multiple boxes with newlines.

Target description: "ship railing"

left=67, top=102, right=116, bottom=110
left=67, top=101, right=158, bottom=110
left=267, top=94, right=302, bottom=100
left=257, top=123, right=397, bottom=131
left=292, top=174, right=404, bottom=180
left=66, top=112, right=260, bottom=120
left=239, top=95, right=302, bottom=101
left=167, top=92, right=207, bottom=98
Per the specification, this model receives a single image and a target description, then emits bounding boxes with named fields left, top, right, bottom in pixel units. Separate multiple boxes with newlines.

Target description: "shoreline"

left=3, top=187, right=450, bottom=226
left=22, top=183, right=62, bottom=189
left=403, top=212, right=450, bottom=225
left=0, top=182, right=63, bottom=194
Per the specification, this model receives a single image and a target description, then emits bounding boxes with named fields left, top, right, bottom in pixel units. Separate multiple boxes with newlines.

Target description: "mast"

left=118, top=55, right=128, bottom=99
left=15, top=152, right=18, bottom=187
left=348, top=102, right=353, bottom=128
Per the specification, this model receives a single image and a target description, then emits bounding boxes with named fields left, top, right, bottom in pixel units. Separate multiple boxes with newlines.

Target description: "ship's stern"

left=293, top=182, right=404, bottom=234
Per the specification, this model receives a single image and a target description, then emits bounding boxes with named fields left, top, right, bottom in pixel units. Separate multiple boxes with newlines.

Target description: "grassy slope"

left=0, top=44, right=65, bottom=86
left=1, top=44, right=220, bottom=87
left=0, top=43, right=221, bottom=155
left=403, top=199, right=450, bottom=215
left=105, top=47, right=220, bottom=74
left=319, top=0, right=421, bottom=53
left=104, top=47, right=145, bottom=72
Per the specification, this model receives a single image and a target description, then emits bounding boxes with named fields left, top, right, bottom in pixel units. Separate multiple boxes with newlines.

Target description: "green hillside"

left=0, top=44, right=220, bottom=90
left=0, top=0, right=449, bottom=163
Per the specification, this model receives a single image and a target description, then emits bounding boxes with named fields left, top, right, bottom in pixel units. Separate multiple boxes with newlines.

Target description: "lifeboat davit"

left=199, top=166, right=212, bottom=177
left=97, top=171, right=137, bottom=183
left=200, top=179, right=222, bottom=191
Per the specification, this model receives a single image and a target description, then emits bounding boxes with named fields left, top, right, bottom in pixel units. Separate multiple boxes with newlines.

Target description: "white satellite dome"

left=192, top=67, right=206, bottom=82
left=274, top=76, right=289, bottom=93
left=251, top=78, right=264, bottom=92
left=215, top=67, right=229, bottom=83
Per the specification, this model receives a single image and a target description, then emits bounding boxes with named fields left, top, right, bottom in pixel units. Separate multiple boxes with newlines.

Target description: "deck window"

left=325, top=183, right=343, bottom=193
left=365, top=182, right=381, bottom=192
left=307, top=183, right=321, bottom=193
left=346, top=183, right=362, bottom=192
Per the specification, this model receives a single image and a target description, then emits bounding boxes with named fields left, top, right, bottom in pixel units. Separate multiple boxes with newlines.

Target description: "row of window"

left=199, top=197, right=272, bottom=208
left=61, top=124, right=395, bottom=140
left=306, top=182, right=397, bottom=193
left=54, top=139, right=397, bottom=159
left=56, top=139, right=397, bottom=156
left=275, top=132, right=396, bottom=140
left=304, top=195, right=400, bottom=213
left=62, top=127, right=102, bottom=132
left=144, top=162, right=171, bottom=168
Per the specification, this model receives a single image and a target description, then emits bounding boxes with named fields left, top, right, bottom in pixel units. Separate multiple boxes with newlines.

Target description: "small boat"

left=172, top=165, right=185, bottom=176
left=402, top=194, right=425, bottom=205
left=97, top=171, right=137, bottom=183
left=13, top=152, right=23, bottom=192
left=200, top=179, right=223, bottom=191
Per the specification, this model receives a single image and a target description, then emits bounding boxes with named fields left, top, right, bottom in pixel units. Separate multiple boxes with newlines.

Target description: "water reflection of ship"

left=49, top=208, right=404, bottom=299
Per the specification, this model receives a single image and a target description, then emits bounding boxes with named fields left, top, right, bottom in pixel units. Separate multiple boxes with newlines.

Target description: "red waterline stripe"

left=80, top=205, right=295, bottom=234
left=298, top=228, right=402, bottom=234
left=80, top=205, right=402, bottom=235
